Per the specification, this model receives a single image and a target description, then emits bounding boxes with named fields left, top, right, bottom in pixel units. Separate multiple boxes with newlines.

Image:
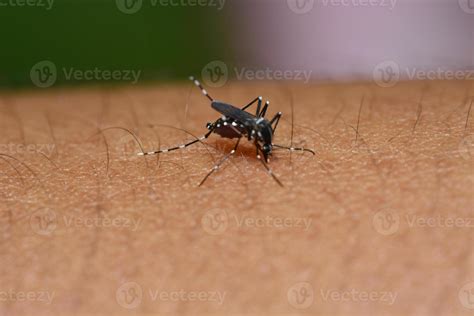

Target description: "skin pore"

left=0, top=80, right=472, bottom=315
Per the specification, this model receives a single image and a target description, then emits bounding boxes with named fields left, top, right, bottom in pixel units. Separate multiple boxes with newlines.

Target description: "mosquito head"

left=254, top=119, right=274, bottom=162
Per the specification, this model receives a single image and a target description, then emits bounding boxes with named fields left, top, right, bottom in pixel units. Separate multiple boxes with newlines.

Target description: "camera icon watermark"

left=374, top=60, right=473, bottom=87
left=372, top=209, right=399, bottom=236
left=373, top=60, right=400, bottom=88
left=30, top=60, right=141, bottom=88
left=116, top=282, right=143, bottom=309
left=116, top=0, right=143, bottom=14
left=458, top=0, right=474, bottom=14
left=287, top=282, right=314, bottom=309
left=201, top=209, right=228, bottom=235
left=200, top=60, right=312, bottom=88
left=201, top=60, right=228, bottom=88
left=459, top=282, right=474, bottom=309
left=30, top=60, right=57, bottom=88
left=30, top=209, right=57, bottom=235
left=287, top=0, right=315, bottom=14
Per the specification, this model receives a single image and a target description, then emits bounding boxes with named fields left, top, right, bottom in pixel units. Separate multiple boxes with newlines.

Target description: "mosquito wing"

left=211, top=101, right=255, bottom=123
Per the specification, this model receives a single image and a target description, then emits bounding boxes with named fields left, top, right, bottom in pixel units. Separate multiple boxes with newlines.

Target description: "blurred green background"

left=0, top=0, right=231, bottom=89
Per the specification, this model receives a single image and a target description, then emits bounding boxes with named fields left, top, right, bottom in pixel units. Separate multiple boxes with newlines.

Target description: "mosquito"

left=138, top=76, right=315, bottom=186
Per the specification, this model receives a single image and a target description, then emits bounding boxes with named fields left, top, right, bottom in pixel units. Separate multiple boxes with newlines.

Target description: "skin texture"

left=0, top=80, right=473, bottom=315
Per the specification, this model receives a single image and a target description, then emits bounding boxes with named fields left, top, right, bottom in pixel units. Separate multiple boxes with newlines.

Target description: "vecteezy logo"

left=116, top=282, right=143, bottom=309
left=372, top=209, right=400, bottom=236
left=458, top=0, right=474, bottom=14
left=287, top=0, right=315, bottom=14
left=373, top=60, right=400, bottom=88
left=116, top=0, right=142, bottom=14
left=30, top=60, right=57, bottom=88
left=201, top=209, right=229, bottom=235
left=30, top=209, right=57, bottom=235
left=459, top=282, right=474, bottom=309
left=201, top=60, right=228, bottom=88
left=459, top=134, right=474, bottom=160
left=287, top=282, right=314, bottom=309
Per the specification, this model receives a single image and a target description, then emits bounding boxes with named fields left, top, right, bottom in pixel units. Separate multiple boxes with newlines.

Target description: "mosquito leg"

left=255, top=144, right=283, bottom=187
left=258, top=154, right=284, bottom=187
left=241, top=96, right=262, bottom=113
left=199, top=137, right=242, bottom=186
left=256, top=98, right=262, bottom=116
left=270, top=111, right=282, bottom=132
left=272, top=144, right=315, bottom=155
left=259, top=101, right=270, bottom=118
left=138, top=129, right=213, bottom=156
left=189, top=76, right=214, bottom=102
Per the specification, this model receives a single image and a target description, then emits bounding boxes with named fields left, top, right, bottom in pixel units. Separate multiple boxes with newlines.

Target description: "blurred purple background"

left=227, top=0, right=473, bottom=83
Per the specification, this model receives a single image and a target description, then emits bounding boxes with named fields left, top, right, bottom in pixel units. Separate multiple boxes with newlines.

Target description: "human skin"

left=0, top=80, right=472, bottom=315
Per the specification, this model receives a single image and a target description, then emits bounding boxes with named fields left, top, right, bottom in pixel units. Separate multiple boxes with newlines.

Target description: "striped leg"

left=189, top=76, right=213, bottom=102
left=272, top=144, right=315, bottom=155
left=138, top=130, right=213, bottom=156
left=259, top=157, right=283, bottom=187
left=199, top=137, right=242, bottom=186
left=255, top=143, right=284, bottom=187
